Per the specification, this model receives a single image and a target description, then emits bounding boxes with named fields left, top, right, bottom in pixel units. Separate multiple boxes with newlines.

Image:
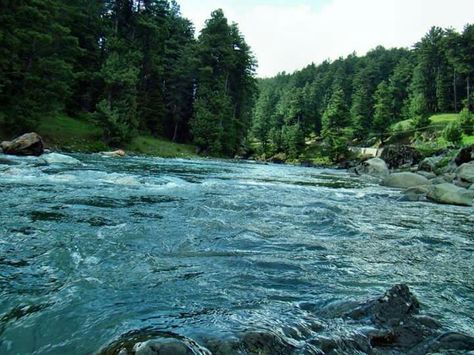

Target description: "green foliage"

left=322, top=88, right=350, bottom=132
left=410, top=93, right=431, bottom=130
left=372, top=81, right=393, bottom=141
left=191, top=9, right=257, bottom=156
left=459, top=107, right=474, bottom=135
left=322, top=129, right=350, bottom=163
left=443, top=121, right=463, bottom=146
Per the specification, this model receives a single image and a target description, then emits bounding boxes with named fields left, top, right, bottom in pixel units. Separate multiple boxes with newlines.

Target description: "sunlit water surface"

left=0, top=154, right=473, bottom=354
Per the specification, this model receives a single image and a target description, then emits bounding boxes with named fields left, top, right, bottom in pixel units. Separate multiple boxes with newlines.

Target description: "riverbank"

left=0, top=114, right=199, bottom=159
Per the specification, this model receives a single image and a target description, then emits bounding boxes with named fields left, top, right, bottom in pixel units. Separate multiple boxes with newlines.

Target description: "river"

left=0, top=154, right=473, bottom=354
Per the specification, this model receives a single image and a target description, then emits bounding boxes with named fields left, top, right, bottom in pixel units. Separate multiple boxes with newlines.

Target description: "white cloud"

left=178, top=0, right=474, bottom=77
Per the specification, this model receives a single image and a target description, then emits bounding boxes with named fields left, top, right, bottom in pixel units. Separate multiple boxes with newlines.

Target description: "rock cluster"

left=354, top=144, right=474, bottom=206
left=100, top=285, right=474, bottom=355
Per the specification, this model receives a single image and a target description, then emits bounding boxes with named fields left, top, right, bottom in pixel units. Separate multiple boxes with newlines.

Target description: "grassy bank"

left=392, top=113, right=474, bottom=146
left=2, top=114, right=198, bottom=158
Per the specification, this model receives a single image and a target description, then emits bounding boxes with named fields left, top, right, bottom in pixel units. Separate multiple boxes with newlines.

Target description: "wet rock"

left=382, top=172, right=430, bottom=189
left=380, top=145, right=422, bottom=169
left=100, top=331, right=209, bottom=355
left=354, top=158, right=389, bottom=178
left=40, top=153, right=81, bottom=165
left=427, top=183, right=473, bottom=206
left=456, top=162, right=474, bottom=183
left=454, top=144, right=474, bottom=165
left=241, top=331, right=295, bottom=355
left=401, top=185, right=432, bottom=202
left=347, top=284, right=420, bottom=326
left=429, top=332, right=474, bottom=352
left=132, top=339, right=194, bottom=355
left=1, top=132, right=44, bottom=156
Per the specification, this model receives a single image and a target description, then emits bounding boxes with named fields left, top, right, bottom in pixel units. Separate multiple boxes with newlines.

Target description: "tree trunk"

left=453, top=70, right=458, bottom=112
left=172, top=122, right=179, bottom=142
left=467, top=75, right=472, bottom=112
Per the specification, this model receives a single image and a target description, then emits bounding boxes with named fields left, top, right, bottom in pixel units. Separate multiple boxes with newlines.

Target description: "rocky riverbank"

left=100, top=284, right=474, bottom=354
left=351, top=144, right=474, bottom=207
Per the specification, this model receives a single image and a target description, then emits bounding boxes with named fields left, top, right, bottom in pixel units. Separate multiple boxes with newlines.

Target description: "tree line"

left=0, top=0, right=257, bottom=156
left=251, top=25, right=474, bottom=161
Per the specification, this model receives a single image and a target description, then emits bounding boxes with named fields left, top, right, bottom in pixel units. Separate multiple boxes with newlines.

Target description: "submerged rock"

left=0, top=132, right=44, bottom=156
left=382, top=172, right=430, bottom=189
left=427, top=183, right=473, bottom=206
left=40, top=153, right=81, bottom=165
left=354, top=157, right=389, bottom=178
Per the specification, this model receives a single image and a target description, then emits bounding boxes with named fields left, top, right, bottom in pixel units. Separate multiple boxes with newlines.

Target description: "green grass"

left=34, top=114, right=198, bottom=157
left=126, top=135, right=198, bottom=158
left=38, top=114, right=107, bottom=152
left=391, top=113, right=474, bottom=147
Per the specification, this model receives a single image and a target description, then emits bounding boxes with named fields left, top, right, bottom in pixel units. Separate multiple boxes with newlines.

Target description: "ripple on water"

left=0, top=154, right=473, bottom=354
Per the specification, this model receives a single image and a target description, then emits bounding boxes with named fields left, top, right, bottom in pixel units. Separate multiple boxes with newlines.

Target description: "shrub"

left=443, top=121, right=463, bottom=147
left=459, top=108, right=473, bottom=135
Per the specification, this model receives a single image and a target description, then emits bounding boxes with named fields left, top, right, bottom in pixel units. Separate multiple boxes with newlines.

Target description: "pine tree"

left=372, top=81, right=393, bottom=143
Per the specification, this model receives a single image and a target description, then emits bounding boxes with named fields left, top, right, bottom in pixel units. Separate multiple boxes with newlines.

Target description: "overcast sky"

left=178, top=0, right=474, bottom=78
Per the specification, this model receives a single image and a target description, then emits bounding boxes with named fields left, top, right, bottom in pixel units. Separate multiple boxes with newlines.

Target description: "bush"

left=459, top=108, right=473, bottom=135
left=443, top=121, right=463, bottom=147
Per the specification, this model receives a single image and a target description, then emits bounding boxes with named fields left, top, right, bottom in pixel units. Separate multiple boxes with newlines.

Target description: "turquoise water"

left=0, top=154, right=473, bottom=354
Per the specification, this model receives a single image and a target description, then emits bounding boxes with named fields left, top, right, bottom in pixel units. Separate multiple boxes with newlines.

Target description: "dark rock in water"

left=429, top=332, right=474, bottom=352
left=347, top=284, right=420, bottom=326
left=100, top=330, right=209, bottom=355
left=241, top=331, right=295, bottom=355
left=455, top=144, right=474, bottom=166
left=0, top=132, right=44, bottom=156
left=380, top=145, right=422, bottom=169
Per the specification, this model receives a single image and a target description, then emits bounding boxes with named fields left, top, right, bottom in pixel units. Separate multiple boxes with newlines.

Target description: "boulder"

left=416, top=170, right=436, bottom=179
left=402, top=185, right=433, bottom=202
left=354, top=158, right=389, bottom=178
left=382, top=172, right=430, bottom=189
left=427, top=183, right=473, bottom=206
left=101, top=149, right=126, bottom=158
left=380, top=145, right=422, bottom=169
left=41, top=153, right=81, bottom=165
left=0, top=132, right=44, bottom=156
left=419, top=156, right=444, bottom=172
left=456, top=162, right=474, bottom=183
left=454, top=144, right=474, bottom=166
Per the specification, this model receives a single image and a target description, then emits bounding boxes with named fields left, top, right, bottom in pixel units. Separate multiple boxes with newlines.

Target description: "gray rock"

left=416, top=170, right=437, bottom=179
left=133, top=339, right=194, bottom=355
left=456, top=162, right=474, bottom=183
left=442, top=173, right=456, bottom=182
left=354, top=158, right=389, bottom=178
left=1, top=132, right=44, bottom=156
left=430, top=177, right=447, bottom=185
left=402, top=185, right=432, bottom=201
left=454, top=178, right=472, bottom=189
left=382, top=172, right=430, bottom=189
left=40, top=153, right=81, bottom=165
left=419, top=156, right=444, bottom=172
left=427, top=183, right=473, bottom=206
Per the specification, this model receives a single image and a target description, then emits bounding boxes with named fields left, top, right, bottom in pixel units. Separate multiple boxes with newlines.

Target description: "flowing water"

left=0, top=154, right=473, bottom=354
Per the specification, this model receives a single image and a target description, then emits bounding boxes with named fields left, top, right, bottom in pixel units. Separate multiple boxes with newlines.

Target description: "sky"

left=178, top=0, right=474, bottom=78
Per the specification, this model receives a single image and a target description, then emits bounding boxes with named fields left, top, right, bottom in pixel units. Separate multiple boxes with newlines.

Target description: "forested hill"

left=0, top=1, right=257, bottom=156
left=251, top=25, right=474, bottom=162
